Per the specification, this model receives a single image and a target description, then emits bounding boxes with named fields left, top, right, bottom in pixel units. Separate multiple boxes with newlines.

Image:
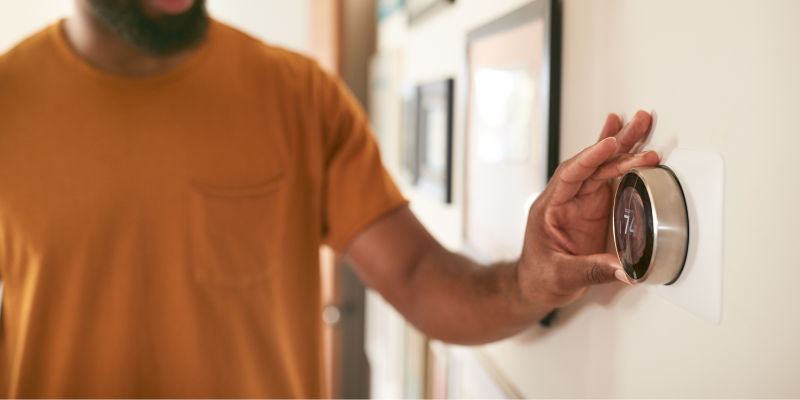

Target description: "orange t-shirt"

left=0, top=20, right=406, bottom=398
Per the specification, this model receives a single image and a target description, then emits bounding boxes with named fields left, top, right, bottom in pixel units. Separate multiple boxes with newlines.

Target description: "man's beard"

left=85, top=0, right=209, bottom=57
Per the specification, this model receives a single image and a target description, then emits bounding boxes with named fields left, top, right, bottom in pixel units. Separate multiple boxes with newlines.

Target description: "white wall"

left=0, top=0, right=74, bottom=54
left=375, top=0, right=800, bottom=397
left=0, top=0, right=310, bottom=56
left=206, top=0, right=310, bottom=54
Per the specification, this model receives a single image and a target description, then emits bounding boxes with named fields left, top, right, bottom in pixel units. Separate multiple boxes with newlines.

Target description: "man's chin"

left=141, top=0, right=196, bottom=16
left=86, top=0, right=209, bottom=57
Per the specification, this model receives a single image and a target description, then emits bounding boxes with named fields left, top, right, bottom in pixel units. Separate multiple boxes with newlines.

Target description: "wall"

left=374, top=0, right=800, bottom=397
left=0, top=0, right=74, bottom=54
left=0, top=0, right=311, bottom=56
left=206, top=0, right=310, bottom=54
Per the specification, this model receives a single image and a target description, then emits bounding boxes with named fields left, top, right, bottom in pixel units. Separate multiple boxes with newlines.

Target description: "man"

left=0, top=0, right=658, bottom=397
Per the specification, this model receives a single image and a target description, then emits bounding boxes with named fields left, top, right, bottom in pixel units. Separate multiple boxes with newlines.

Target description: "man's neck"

left=62, top=0, right=197, bottom=77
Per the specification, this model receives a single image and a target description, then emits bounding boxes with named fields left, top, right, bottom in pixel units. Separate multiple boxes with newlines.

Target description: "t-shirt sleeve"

left=315, top=65, right=408, bottom=253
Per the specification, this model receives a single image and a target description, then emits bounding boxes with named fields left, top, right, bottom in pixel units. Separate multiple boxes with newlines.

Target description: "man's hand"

left=518, top=110, right=658, bottom=308
left=345, top=110, right=658, bottom=344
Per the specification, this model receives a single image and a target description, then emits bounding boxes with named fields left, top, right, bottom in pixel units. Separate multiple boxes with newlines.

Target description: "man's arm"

left=344, top=111, right=657, bottom=345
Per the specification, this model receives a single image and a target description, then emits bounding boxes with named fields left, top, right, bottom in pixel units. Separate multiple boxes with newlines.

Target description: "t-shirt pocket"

left=189, top=175, right=286, bottom=287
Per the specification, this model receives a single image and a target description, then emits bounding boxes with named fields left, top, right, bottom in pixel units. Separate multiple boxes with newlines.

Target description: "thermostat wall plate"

left=634, top=144, right=725, bottom=325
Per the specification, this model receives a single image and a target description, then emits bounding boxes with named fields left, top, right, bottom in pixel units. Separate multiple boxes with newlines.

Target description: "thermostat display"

left=612, top=166, right=689, bottom=285
left=615, top=187, right=647, bottom=265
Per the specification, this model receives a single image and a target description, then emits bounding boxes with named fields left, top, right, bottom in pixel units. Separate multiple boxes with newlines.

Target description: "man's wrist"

left=510, top=258, right=556, bottom=323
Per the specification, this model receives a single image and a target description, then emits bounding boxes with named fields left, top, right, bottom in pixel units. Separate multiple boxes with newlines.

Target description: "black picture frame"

left=463, top=0, right=562, bottom=255
left=416, top=78, right=454, bottom=203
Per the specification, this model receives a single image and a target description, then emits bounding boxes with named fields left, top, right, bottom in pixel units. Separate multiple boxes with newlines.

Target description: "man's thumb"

left=557, top=253, right=631, bottom=291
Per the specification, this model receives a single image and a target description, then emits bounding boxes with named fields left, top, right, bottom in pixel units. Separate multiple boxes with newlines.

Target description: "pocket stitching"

left=190, top=174, right=285, bottom=198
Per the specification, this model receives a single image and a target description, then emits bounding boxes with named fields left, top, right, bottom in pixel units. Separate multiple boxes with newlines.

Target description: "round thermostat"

left=612, top=166, right=689, bottom=285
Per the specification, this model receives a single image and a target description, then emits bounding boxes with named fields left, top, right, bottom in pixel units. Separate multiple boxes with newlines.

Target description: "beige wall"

left=206, top=0, right=310, bottom=54
left=0, top=0, right=311, bottom=56
left=375, top=0, right=800, bottom=397
left=0, top=0, right=74, bottom=54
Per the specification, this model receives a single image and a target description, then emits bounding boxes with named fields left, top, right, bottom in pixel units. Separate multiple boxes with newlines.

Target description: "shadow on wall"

left=505, top=283, right=646, bottom=397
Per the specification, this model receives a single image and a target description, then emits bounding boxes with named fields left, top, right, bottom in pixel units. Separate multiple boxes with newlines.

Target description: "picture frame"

left=377, top=0, right=405, bottom=21
left=400, top=84, right=420, bottom=185
left=403, top=323, right=428, bottom=399
left=463, top=0, right=562, bottom=262
left=416, top=78, right=454, bottom=204
left=407, top=0, right=454, bottom=25
left=425, top=340, right=449, bottom=399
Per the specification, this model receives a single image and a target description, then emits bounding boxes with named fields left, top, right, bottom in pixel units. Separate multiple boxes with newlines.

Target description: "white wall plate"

left=641, top=144, right=725, bottom=325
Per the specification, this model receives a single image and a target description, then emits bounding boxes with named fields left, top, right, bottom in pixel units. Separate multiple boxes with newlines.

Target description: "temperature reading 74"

left=624, top=209, right=636, bottom=235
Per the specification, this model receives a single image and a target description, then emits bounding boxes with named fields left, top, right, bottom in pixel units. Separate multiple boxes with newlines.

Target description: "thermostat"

left=613, top=166, right=689, bottom=285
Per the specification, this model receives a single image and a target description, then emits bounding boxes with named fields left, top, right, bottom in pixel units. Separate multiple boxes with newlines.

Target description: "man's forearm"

left=345, top=206, right=553, bottom=345
left=392, top=247, right=551, bottom=345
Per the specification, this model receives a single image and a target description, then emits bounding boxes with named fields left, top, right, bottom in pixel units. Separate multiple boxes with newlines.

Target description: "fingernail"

left=635, top=150, right=659, bottom=161
left=602, top=137, right=617, bottom=145
left=615, top=269, right=632, bottom=285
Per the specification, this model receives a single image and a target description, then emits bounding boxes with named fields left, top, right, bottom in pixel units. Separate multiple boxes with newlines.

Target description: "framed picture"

left=425, top=340, right=449, bottom=399
left=407, top=0, right=454, bottom=24
left=377, top=0, right=405, bottom=21
left=400, top=85, right=420, bottom=185
left=464, top=0, right=561, bottom=262
left=403, top=323, right=428, bottom=399
left=416, top=79, right=454, bottom=203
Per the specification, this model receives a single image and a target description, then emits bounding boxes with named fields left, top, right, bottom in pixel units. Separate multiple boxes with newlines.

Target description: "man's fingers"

left=598, top=113, right=622, bottom=142
left=577, top=150, right=660, bottom=195
left=552, top=253, right=631, bottom=293
left=614, top=110, right=652, bottom=154
left=549, top=137, right=617, bottom=204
